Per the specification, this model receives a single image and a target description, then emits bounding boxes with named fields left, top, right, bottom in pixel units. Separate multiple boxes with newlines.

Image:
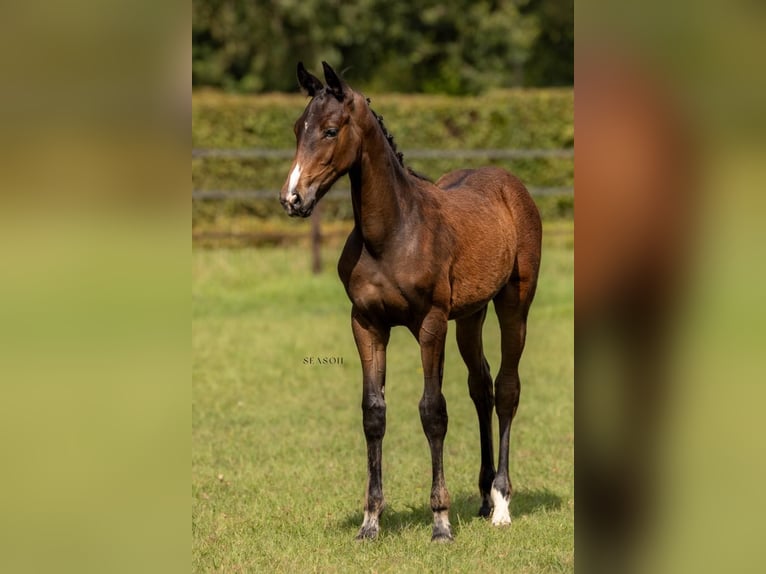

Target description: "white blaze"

left=288, top=163, right=302, bottom=197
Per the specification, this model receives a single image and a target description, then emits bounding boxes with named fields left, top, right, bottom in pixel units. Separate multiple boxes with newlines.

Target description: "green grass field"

left=192, top=221, right=573, bottom=573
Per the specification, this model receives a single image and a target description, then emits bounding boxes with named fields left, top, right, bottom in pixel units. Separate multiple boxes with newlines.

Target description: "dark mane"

left=366, top=98, right=431, bottom=182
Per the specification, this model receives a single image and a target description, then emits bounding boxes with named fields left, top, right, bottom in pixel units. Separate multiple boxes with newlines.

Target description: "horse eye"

left=323, top=128, right=338, bottom=138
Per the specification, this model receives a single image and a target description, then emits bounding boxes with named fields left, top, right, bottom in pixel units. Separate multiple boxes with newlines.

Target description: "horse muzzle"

left=281, top=190, right=316, bottom=218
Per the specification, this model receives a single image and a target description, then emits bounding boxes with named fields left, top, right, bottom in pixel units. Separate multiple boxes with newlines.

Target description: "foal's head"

left=280, top=62, right=364, bottom=218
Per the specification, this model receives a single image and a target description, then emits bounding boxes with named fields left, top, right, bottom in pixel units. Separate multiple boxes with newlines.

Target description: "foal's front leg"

left=352, top=310, right=390, bottom=540
left=417, top=310, right=453, bottom=541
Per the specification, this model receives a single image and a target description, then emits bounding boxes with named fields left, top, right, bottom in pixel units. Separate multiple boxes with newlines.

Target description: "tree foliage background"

left=192, top=0, right=573, bottom=94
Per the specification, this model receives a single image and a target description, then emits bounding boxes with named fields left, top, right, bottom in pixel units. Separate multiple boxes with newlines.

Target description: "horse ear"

left=322, top=61, right=347, bottom=101
left=297, top=62, right=323, bottom=97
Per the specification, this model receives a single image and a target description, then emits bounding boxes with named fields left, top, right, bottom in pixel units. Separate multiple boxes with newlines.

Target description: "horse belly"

left=448, top=273, right=509, bottom=319
left=447, top=237, right=516, bottom=318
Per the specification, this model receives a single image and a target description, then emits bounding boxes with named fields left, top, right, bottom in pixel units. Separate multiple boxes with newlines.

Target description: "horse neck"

left=349, top=110, right=414, bottom=254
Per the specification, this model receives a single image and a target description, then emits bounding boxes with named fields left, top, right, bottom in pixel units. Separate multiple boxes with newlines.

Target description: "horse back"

left=436, top=166, right=543, bottom=302
left=437, top=167, right=541, bottom=247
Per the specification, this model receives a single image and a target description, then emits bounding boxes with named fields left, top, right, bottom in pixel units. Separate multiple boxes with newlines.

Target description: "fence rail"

left=192, top=147, right=574, bottom=200
left=193, top=147, right=573, bottom=266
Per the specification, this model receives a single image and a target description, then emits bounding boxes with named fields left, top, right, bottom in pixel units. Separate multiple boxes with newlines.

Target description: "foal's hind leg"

left=491, top=278, right=535, bottom=526
left=456, top=306, right=496, bottom=517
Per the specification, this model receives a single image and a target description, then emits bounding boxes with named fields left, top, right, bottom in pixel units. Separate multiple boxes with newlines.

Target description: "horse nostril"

left=288, top=193, right=302, bottom=207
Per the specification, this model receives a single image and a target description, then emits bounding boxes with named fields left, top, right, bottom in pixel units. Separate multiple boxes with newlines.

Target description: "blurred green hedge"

left=192, top=88, right=573, bottom=223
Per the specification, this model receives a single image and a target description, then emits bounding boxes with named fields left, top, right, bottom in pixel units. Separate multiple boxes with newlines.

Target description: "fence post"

left=311, top=204, right=322, bottom=274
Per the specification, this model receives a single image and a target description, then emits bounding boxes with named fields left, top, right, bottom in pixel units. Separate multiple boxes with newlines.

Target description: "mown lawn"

left=192, top=221, right=573, bottom=573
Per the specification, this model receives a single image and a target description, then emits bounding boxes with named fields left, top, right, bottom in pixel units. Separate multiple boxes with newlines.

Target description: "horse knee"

left=362, top=396, right=386, bottom=440
left=419, top=393, right=448, bottom=438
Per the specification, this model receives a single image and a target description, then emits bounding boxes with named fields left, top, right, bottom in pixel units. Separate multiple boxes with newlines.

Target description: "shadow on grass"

left=339, top=488, right=563, bottom=536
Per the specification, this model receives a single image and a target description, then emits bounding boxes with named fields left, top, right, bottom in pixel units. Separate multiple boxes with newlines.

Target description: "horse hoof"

left=355, top=525, right=379, bottom=541
left=478, top=503, right=492, bottom=518
left=431, top=526, right=454, bottom=543
left=490, top=509, right=512, bottom=526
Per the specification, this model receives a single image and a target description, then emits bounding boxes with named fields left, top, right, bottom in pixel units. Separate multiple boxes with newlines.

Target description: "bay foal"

left=280, top=62, right=541, bottom=541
